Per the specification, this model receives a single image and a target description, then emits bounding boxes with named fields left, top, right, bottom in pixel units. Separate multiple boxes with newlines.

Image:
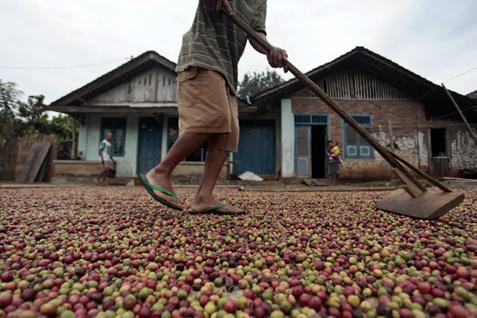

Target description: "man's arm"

left=249, top=32, right=288, bottom=70
left=99, top=143, right=105, bottom=165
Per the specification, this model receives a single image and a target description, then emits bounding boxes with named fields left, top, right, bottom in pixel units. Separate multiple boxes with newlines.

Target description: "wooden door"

left=234, top=121, right=276, bottom=177
left=137, top=118, right=162, bottom=175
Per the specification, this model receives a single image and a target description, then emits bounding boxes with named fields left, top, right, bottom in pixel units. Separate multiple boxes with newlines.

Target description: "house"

left=468, top=90, right=477, bottom=100
left=49, top=47, right=477, bottom=181
left=48, top=51, right=263, bottom=182
left=252, top=47, right=477, bottom=179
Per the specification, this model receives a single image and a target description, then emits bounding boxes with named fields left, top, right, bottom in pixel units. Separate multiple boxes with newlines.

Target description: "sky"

left=1, top=0, right=476, bottom=105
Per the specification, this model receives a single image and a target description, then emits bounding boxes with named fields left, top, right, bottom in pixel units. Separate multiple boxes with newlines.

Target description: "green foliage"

left=14, top=95, right=50, bottom=137
left=0, top=80, right=22, bottom=139
left=0, top=80, right=78, bottom=158
left=238, top=69, right=284, bottom=101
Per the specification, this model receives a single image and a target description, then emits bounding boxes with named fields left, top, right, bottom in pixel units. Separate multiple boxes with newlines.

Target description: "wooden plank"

left=442, top=176, right=477, bottom=182
left=442, top=84, right=477, bottom=141
left=20, top=142, right=51, bottom=182
left=36, top=153, right=50, bottom=182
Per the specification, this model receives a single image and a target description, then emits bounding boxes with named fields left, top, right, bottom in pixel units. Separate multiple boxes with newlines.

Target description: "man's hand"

left=267, top=47, right=289, bottom=72
left=208, top=0, right=233, bottom=15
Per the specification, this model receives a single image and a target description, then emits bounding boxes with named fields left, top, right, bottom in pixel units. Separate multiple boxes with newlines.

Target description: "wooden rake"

left=228, top=13, right=464, bottom=220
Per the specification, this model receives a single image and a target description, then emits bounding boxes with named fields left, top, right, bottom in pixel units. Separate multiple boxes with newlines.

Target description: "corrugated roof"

left=468, top=90, right=477, bottom=99
left=252, top=46, right=476, bottom=122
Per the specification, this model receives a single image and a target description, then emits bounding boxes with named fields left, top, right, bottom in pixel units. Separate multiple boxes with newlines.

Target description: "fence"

left=0, top=135, right=57, bottom=182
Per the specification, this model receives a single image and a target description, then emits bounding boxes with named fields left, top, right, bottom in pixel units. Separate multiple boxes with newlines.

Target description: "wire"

left=0, top=57, right=129, bottom=71
left=443, top=65, right=477, bottom=84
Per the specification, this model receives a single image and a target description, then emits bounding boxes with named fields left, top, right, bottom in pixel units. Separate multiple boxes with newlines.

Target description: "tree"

left=0, top=80, right=78, bottom=158
left=238, top=69, right=284, bottom=101
left=15, top=95, right=50, bottom=137
left=0, top=80, right=22, bottom=141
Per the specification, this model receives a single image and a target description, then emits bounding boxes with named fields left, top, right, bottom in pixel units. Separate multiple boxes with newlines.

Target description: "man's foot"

left=190, top=197, right=245, bottom=215
left=94, top=179, right=106, bottom=186
left=144, top=170, right=182, bottom=209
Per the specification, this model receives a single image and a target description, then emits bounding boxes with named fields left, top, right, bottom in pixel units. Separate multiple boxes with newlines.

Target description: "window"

left=100, top=118, right=127, bottom=156
left=295, top=114, right=328, bottom=126
left=167, top=118, right=206, bottom=162
left=430, top=128, right=447, bottom=157
left=344, top=115, right=373, bottom=159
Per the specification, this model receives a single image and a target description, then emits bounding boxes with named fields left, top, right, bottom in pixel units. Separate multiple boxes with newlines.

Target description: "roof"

left=253, top=46, right=477, bottom=122
left=49, top=51, right=176, bottom=107
left=468, top=90, right=477, bottom=99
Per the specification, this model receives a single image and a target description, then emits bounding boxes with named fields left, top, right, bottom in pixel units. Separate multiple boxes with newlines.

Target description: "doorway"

left=295, top=114, right=328, bottom=178
left=137, top=118, right=162, bottom=175
left=234, top=121, right=276, bottom=177
left=430, top=128, right=447, bottom=157
left=429, top=128, right=449, bottom=177
left=311, top=125, right=327, bottom=178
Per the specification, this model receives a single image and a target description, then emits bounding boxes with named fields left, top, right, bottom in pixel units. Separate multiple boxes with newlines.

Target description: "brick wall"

left=290, top=97, right=477, bottom=179
left=426, top=120, right=477, bottom=176
left=448, top=127, right=477, bottom=173
left=291, top=97, right=430, bottom=179
left=0, top=136, right=17, bottom=181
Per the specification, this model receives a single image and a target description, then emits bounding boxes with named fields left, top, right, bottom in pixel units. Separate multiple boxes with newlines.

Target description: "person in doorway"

left=96, top=132, right=116, bottom=185
left=328, top=140, right=343, bottom=185
left=138, top=0, right=288, bottom=214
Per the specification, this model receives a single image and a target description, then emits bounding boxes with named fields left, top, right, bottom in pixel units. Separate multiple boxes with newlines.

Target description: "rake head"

left=375, top=189, right=465, bottom=220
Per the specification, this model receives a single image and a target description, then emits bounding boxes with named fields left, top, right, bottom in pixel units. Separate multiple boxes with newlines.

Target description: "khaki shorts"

left=176, top=67, right=239, bottom=152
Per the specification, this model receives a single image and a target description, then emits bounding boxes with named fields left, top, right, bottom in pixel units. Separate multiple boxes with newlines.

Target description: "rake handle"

left=390, top=152, right=452, bottom=192
left=228, top=12, right=427, bottom=192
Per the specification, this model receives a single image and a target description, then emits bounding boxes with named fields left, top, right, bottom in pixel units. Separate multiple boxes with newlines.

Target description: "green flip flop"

left=138, top=174, right=183, bottom=211
left=189, top=203, right=246, bottom=215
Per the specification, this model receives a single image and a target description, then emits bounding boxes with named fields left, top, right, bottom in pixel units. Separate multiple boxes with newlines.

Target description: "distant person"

left=328, top=140, right=343, bottom=185
left=138, top=0, right=288, bottom=214
left=96, top=132, right=116, bottom=185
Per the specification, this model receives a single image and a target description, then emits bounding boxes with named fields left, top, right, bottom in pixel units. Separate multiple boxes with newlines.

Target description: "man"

left=96, top=132, right=116, bottom=185
left=139, top=0, right=288, bottom=214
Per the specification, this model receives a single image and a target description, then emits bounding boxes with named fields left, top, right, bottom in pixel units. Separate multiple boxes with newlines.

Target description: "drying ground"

left=0, top=186, right=476, bottom=318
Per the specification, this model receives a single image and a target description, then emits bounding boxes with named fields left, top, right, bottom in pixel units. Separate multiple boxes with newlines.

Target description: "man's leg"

left=96, top=166, right=108, bottom=185
left=192, top=134, right=242, bottom=213
left=146, top=132, right=210, bottom=201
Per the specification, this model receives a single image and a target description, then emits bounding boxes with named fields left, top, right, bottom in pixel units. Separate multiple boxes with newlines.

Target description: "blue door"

left=137, top=118, right=162, bottom=175
left=234, top=121, right=275, bottom=177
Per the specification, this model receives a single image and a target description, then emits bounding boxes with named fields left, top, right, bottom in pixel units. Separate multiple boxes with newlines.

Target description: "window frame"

left=343, top=115, right=374, bottom=160
left=294, top=113, right=329, bottom=177
left=430, top=128, right=448, bottom=158
left=100, top=118, right=127, bottom=157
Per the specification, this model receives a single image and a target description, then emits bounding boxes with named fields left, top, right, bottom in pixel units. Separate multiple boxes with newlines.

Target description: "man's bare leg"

left=192, top=135, right=242, bottom=213
left=96, top=169, right=108, bottom=185
left=146, top=132, right=210, bottom=202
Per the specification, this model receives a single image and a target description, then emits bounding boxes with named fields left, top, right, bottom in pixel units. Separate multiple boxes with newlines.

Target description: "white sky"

left=1, top=0, right=476, bottom=104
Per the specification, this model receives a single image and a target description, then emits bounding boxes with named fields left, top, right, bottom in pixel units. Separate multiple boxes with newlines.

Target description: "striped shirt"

left=176, top=0, right=267, bottom=95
